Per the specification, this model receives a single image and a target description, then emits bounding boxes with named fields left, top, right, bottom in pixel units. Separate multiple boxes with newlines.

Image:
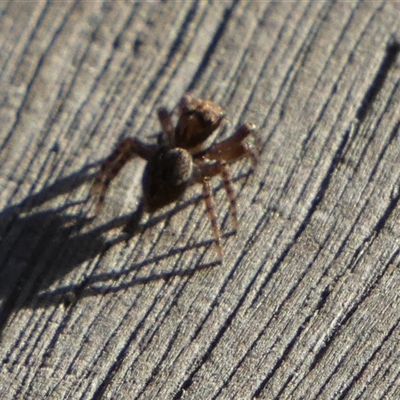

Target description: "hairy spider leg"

left=197, top=160, right=238, bottom=230
left=91, top=138, right=155, bottom=212
left=157, top=107, right=175, bottom=146
left=195, top=123, right=259, bottom=169
left=220, top=162, right=238, bottom=229
left=202, top=177, right=223, bottom=259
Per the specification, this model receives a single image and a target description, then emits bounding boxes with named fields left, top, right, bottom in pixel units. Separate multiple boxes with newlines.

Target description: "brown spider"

left=91, top=94, right=259, bottom=258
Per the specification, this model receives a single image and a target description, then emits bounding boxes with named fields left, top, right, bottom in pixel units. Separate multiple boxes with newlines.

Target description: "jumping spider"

left=91, top=94, right=259, bottom=258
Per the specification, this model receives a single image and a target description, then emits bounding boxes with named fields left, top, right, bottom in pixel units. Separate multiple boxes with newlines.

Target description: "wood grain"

left=1, top=1, right=400, bottom=399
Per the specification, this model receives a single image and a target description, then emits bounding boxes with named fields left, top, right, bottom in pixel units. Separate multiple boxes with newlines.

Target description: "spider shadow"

left=0, top=164, right=98, bottom=328
left=32, top=236, right=228, bottom=309
left=0, top=163, right=249, bottom=328
left=15, top=199, right=231, bottom=311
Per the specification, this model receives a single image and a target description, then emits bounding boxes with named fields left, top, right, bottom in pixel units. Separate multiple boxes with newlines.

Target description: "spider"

left=91, top=93, right=259, bottom=258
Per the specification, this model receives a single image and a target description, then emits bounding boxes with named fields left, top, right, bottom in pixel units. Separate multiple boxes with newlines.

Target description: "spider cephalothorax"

left=91, top=93, right=259, bottom=258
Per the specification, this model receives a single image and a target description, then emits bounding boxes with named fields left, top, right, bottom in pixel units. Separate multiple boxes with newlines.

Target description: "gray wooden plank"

left=1, top=1, right=400, bottom=399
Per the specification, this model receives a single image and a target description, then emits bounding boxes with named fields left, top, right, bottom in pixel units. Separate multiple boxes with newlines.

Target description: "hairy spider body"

left=142, top=147, right=193, bottom=212
left=91, top=94, right=259, bottom=258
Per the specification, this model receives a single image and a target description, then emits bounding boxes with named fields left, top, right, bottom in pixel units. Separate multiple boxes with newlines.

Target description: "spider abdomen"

left=142, top=147, right=193, bottom=212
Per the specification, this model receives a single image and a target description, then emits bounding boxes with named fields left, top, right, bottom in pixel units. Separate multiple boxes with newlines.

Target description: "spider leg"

left=220, top=162, right=238, bottom=229
left=91, top=138, right=155, bottom=213
left=196, top=161, right=238, bottom=230
left=194, top=159, right=239, bottom=258
left=157, top=107, right=175, bottom=146
left=194, top=123, right=259, bottom=169
left=202, top=177, right=223, bottom=259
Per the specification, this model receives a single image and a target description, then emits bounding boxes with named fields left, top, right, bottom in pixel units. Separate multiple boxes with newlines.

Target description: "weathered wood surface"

left=1, top=1, right=400, bottom=399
